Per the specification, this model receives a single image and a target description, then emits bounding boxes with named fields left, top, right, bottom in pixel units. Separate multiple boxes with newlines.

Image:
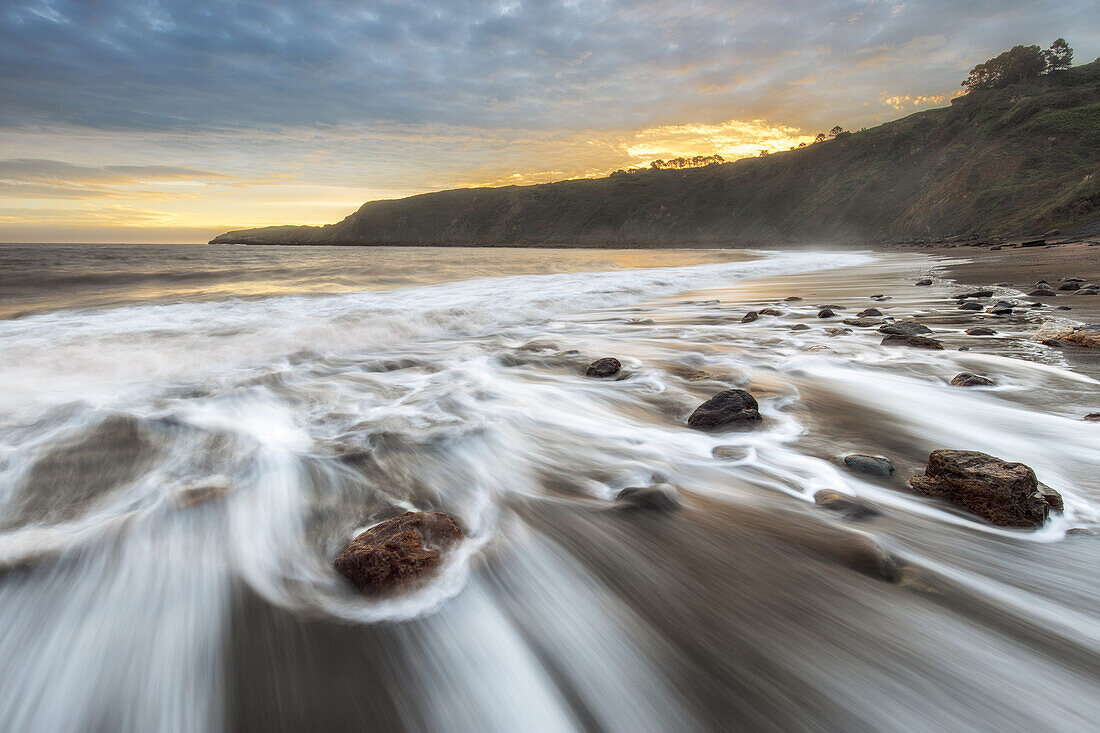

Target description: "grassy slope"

left=212, top=61, right=1100, bottom=246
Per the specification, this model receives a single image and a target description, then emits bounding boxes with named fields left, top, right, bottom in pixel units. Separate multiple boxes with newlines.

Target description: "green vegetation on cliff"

left=212, top=59, right=1100, bottom=247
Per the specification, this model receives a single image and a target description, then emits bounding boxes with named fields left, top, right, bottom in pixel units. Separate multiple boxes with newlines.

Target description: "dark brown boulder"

left=333, top=511, right=464, bottom=595
left=857, top=308, right=883, bottom=317
left=915, top=279, right=933, bottom=286
left=687, top=389, right=761, bottom=430
left=966, top=327, right=996, bottom=336
left=1029, top=288, right=1057, bottom=297
left=817, top=308, right=836, bottom=318
left=586, top=357, right=622, bottom=378
left=958, top=301, right=983, bottom=311
left=951, top=372, right=995, bottom=387
left=1085, top=412, right=1100, bottom=422
left=881, top=334, right=944, bottom=350
left=908, top=450, right=1061, bottom=527
left=741, top=311, right=759, bottom=323
left=879, top=320, right=932, bottom=336
left=759, top=308, right=782, bottom=316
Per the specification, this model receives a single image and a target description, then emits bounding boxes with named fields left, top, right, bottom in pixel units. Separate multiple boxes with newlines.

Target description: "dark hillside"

left=212, top=60, right=1100, bottom=246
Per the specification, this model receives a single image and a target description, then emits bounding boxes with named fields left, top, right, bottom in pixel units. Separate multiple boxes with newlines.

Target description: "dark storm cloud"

left=2, top=0, right=1095, bottom=133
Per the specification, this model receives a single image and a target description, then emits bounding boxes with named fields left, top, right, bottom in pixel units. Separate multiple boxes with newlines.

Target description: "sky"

left=1, top=0, right=1097, bottom=243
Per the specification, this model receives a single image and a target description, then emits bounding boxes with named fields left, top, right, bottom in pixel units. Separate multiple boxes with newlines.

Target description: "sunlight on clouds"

left=881, top=91, right=962, bottom=110
left=623, top=119, right=814, bottom=162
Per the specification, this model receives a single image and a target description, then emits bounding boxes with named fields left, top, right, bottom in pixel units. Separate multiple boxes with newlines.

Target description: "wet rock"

left=1062, top=330, right=1100, bottom=348
left=1077, top=288, right=1099, bottom=296
left=951, top=372, right=995, bottom=387
left=1028, top=288, right=1057, bottom=297
left=817, top=308, right=836, bottom=318
left=956, top=290, right=994, bottom=299
left=881, top=334, right=944, bottom=350
left=1085, top=412, right=1100, bottom=422
left=915, top=279, right=933, bottom=286
left=759, top=308, right=783, bottom=316
left=784, top=296, right=803, bottom=302
left=687, top=389, right=762, bottom=430
left=1020, top=239, right=1046, bottom=248
left=958, top=346, right=971, bottom=351
left=843, top=317, right=884, bottom=327
left=741, top=311, right=760, bottom=323
left=333, top=511, right=464, bottom=595
left=712, top=445, right=751, bottom=460
left=869, top=294, right=891, bottom=301
left=843, top=454, right=895, bottom=477
left=586, top=357, right=622, bottom=378
left=1058, top=281, right=1080, bottom=291
left=857, top=308, right=883, bottom=318
left=879, top=320, right=932, bottom=336
left=908, top=450, right=1061, bottom=527
left=789, top=323, right=811, bottom=331
left=1056, top=306, right=1073, bottom=311
left=172, top=483, right=229, bottom=510
left=958, top=301, right=983, bottom=311
left=615, top=484, right=682, bottom=512
left=813, top=490, right=880, bottom=520
left=966, top=327, right=996, bottom=336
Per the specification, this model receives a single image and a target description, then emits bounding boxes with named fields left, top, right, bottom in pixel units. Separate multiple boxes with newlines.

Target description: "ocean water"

left=0, top=243, right=1098, bottom=732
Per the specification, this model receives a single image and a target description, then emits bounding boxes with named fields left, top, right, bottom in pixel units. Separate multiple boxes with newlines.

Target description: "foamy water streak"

left=1, top=246, right=1098, bottom=732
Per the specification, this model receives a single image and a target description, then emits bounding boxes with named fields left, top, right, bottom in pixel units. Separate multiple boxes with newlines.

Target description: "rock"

left=759, top=308, right=783, bottom=316
left=907, top=450, right=1061, bottom=527
left=789, top=323, right=811, bottom=331
left=172, top=483, right=228, bottom=510
left=843, top=454, right=895, bottom=477
left=825, top=327, right=852, bottom=336
left=843, top=318, right=884, bottom=327
left=989, top=307, right=1013, bottom=315
left=1085, top=412, right=1100, bottom=422
left=869, top=294, right=891, bottom=301
left=817, top=308, right=836, bottom=318
left=958, top=346, right=971, bottom=351
left=1062, top=330, right=1100, bottom=348
left=990, top=245, right=1002, bottom=250
left=956, top=290, right=994, bottom=299
left=712, top=445, right=751, bottom=460
left=1056, top=306, right=1073, bottom=311
left=1028, top=288, right=1057, bottom=297
left=615, top=484, right=682, bottom=512
left=1077, top=289, right=1098, bottom=296
left=586, top=357, right=622, bottom=378
left=966, top=327, right=996, bottom=336
left=879, top=320, right=932, bottom=336
left=333, top=511, right=464, bottom=594
left=813, top=490, right=880, bottom=520
left=857, top=308, right=883, bottom=317
left=915, top=279, right=933, bottom=286
left=784, top=296, right=803, bottom=302
left=1058, top=281, right=1080, bottom=291
left=687, top=389, right=762, bottom=430
left=1035, top=280, right=1049, bottom=287
left=958, top=301, right=983, bottom=311
left=951, top=372, right=995, bottom=387
left=741, top=311, right=759, bottom=323
left=881, top=334, right=944, bottom=350
left=1020, top=239, right=1046, bottom=248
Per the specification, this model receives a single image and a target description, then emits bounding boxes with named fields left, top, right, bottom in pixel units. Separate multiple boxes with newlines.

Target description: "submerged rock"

left=586, top=357, right=622, bottom=378
left=712, top=445, right=751, bottom=460
left=951, top=372, right=995, bottom=387
left=856, top=308, right=883, bottom=318
left=759, top=308, right=783, bottom=316
left=334, top=511, right=464, bottom=595
left=687, top=389, right=762, bottom=430
left=843, top=317, right=884, bottom=327
left=741, top=311, right=760, bottom=323
left=843, top=454, right=895, bottom=477
left=813, top=490, right=880, bottom=520
left=958, top=301, right=983, bottom=311
left=1028, top=288, right=1057, bottom=297
left=908, top=450, right=1061, bottom=527
left=881, top=334, right=944, bottom=350
left=817, top=308, right=836, bottom=318
left=1085, top=412, right=1100, bottom=422
left=966, top=327, right=996, bottom=336
left=879, top=320, right=932, bottom=336
left=784, top=296, right=803, bottom=302
left=615, top=484, right=682, bottom=512
left=789, top=323, right=811, bottom=331
left=915, top=279, right=933, bottom=286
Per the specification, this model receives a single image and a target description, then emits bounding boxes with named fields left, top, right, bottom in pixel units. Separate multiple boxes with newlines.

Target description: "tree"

left=1044, top=38, right=1073, bottom=71
left=828, top=125, right=845, bottom=139
left=961, top=40, right=1073, bottom=92
left=814, top=132, right=826, bottom=143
